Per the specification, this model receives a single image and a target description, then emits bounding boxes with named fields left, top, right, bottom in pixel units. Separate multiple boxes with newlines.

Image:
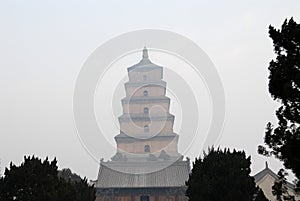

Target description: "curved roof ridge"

left=253, top=162, right=296, bottom=189
left=128, top=47, right=162, bottom=72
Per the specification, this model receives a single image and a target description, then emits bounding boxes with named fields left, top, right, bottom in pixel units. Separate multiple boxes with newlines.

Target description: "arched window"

left=144, top=107, right=149, bottom=114
left=144, top=145, right=150, bottom=153
left=143, top=75, right=147, bottom=81
left=144, top=125, right=149, bottom=133
left=143, top=90, right=148, bottom=97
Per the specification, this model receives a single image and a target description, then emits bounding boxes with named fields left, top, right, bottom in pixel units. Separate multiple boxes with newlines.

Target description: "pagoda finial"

left=265, top=161, right=269, bottom=169
left=142, top=46, right=148, bottom=59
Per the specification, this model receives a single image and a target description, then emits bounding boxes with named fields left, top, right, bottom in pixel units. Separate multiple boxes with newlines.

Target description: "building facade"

left=95, top=48, right=190, bottom=201
left=254, top=162, right=300, bottom=201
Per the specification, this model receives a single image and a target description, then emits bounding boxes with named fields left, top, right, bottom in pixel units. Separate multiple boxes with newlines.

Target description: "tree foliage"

left=58, top=168, right=82, bottom=183
left=258, top=17, right=300, bottom=190
left=186, top=147, right=268, bottom=201
left=272, top=169, right=296, bottom=201
left=0, top=156, right=95, bottom=201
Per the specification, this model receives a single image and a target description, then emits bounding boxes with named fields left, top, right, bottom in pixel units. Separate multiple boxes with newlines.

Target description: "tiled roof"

left=114, top=133, right=179, bottom=145
left=121, top=96, right=170, bottom=104
left=253, top=162, right=295, bottom=189
left=115, top=132, right=178, bottom=138
left=96, top=160, right=190, bottom=188
left=118, top=113, right=174, bottom=122
left=124, top=81, right=166, bottom=87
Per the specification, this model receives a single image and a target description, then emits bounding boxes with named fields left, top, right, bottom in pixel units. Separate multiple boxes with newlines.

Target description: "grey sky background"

left=1, top=1, right=300, bottom=181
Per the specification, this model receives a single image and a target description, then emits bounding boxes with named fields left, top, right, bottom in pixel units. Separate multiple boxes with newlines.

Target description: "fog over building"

left=94, top=48, right=190, bottom=201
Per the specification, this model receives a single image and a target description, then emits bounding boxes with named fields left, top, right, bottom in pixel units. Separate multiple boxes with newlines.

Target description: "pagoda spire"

left=142, top=46, right=149, bottom=59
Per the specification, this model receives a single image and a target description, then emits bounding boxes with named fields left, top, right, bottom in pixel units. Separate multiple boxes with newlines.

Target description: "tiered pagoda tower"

left=114, top=47, right=181, bottom=161
left=95, top=48, right=190, bottom=201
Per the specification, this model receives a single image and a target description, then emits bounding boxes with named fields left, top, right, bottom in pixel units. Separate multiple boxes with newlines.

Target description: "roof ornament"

left=142, top=46, right=149, bottom=59
left=265, top=161, right=269, bottom=169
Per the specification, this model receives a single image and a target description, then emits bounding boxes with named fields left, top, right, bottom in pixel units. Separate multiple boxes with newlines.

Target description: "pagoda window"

left=144, top=125, right=149, bottom=133
left=143, top=75, right=147, bottom=81
left=143, top=90, right=148, bottom=96
left=144, top=107, right=149, bottom=114
left=144, top=145, right=150, bottom=153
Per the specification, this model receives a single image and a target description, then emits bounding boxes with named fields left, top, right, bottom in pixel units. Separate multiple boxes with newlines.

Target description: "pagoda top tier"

left=127, top=47, right=162, bottom=72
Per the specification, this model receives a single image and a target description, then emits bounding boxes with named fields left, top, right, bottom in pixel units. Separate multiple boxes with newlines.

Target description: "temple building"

left=95, top=48, right=190, bottom=201
left=254, top=162, right=300, bottom=201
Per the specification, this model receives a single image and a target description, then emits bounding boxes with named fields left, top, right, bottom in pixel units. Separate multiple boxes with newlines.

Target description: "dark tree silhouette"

left=186, top=147, right=268, bottom=201
left=58, top=168, right=82, bottom=183
left=0, top=156, right=95, bottom=201
left=258, top=17, right=300, bottom=191
left=272, top=169, right=296, bottom=201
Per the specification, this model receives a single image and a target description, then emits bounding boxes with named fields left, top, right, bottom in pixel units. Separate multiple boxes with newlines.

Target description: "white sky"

left=0, top=0, right=300, bottom=181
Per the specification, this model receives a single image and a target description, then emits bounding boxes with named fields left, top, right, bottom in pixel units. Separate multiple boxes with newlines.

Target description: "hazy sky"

left=1, top=1, right=300, bottom=181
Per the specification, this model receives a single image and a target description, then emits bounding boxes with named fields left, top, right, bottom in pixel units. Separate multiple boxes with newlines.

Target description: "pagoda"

left=95, top=47, right=190, bottom=201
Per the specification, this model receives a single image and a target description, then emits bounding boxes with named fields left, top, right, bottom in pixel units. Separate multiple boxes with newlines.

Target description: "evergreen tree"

left=186, top=147, right=268, bottom=201
left=258, top=17, right=300, bottom=191
left=58, top=168, right=82, bottom=183
left=0, top=156, right=95, bottom=201
left=272, top=169, right=296, bottom=201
